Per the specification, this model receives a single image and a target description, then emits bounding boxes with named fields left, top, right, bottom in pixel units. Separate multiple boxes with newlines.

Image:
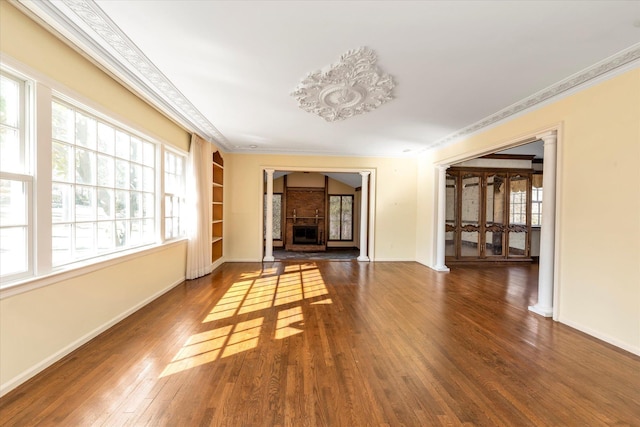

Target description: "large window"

left=0, top=72, right=31, bottom=280
left=264, top=193, right=282, bottom=240
left=164, top=150, right=186, bottom=240
left=329, top=195, right=353, bottom=241
left=509, top=191, right=527, bottom=225
left=51, top=100, right=157, bottom=266
left=0, top=63, right=190, bottom=289
left=531, top=186, right=543, bottom=226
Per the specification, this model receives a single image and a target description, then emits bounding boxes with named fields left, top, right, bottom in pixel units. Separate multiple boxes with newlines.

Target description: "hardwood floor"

left=1, top=262, right=639, bottom=426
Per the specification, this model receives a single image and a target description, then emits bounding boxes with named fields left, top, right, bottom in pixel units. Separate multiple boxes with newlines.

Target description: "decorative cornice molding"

left=291, top=47, right=395, bottom=122
left=430, top=43, right=640, bottom=150
left=14, top=0, right=229, bottom=149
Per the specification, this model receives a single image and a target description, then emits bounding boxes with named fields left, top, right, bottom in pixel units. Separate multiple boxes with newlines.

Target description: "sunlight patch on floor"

left=161, top=263, right=331, bottom=377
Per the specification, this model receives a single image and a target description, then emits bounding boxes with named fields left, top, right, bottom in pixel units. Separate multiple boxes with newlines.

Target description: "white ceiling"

left=17, top=0, right=640, bottom=157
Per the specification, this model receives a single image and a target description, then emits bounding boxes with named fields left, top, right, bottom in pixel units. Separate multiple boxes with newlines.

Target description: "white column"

left=357, top=171, right=370, bottom=262
left=263, top=169, right=275, bottom=262
left=529, top=131, right=557, bottom=317
left=434, top=165, right=450, bottom=272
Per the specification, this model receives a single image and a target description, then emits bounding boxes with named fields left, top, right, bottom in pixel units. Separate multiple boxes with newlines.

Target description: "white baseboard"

left=372, top=258, right=416, bottom=262
left=559, top=317, right=640, bottom=357
left=0, top=275, right=185, bottom=398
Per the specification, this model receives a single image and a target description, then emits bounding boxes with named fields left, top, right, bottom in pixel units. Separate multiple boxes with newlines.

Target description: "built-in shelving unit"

left=212, top=151, right=224, bottom=263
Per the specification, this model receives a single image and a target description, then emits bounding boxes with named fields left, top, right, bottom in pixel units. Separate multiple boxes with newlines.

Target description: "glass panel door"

left=485, top=173, right=506, bottom=257
left=460, top=173, right=481, bottom=257
left=507, top=174, right=530, bottom=257
left=445, top=173, right=457, bottom=257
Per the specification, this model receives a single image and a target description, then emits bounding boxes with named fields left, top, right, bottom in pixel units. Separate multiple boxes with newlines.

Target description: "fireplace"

left=293, top=225, right=318, bottom=244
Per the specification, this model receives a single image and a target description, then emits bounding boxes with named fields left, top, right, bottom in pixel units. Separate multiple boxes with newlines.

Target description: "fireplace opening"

left=293, top=225, right=318, bottom=244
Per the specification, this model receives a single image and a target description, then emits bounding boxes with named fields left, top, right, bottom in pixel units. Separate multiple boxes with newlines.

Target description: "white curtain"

left=185, top=134, right=212, bottom=279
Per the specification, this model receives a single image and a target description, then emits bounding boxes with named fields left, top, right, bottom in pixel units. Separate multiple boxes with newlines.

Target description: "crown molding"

left=430, top=43, right=640, bottom=150
left=13, top=0, right=229, bottom=150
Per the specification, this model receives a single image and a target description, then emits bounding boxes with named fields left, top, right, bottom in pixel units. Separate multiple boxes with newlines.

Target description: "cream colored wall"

left=226, top=153, right=417, bottom=261
left=286, top=172, right=326, bottom=187
left=415, top=152, right=437, bottom=265
left=417, top=68, right=640, bottom=354
left=328, top=179, right=356, bottom=194
left=0, top=3, right=192, bottom=394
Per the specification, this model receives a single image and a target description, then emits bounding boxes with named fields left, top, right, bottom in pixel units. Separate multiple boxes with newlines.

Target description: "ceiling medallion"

left=291, top=47, right=395, bottom=122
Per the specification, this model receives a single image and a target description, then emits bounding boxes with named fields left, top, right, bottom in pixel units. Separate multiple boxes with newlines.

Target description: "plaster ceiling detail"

left=291, top=47, right=395, bottom=122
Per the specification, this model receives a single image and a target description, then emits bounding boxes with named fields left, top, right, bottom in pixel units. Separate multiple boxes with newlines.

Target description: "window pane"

left=97, top=221, right=115, bottom=252
left=75, top=112, right=96, bottom=149
left=130, top=136, right=142, bottom=163
left=461, top=231, right=479, bottom=257
left=116, top=190, right=129, bottom=218
left=130, top=192, right=142, bottom=218
left=273, top=194, right=281, bottom=240
left=115, top=131, right=129, bottom=159
left=0, top=179, right=27, bottom=226
left=52, top=224, right=72, bottom=265
left=75, top=186, right=96, bottom=221
left=75, top=222, right=95, bottom=258
left=75, top=148, right=95, bottom=185
left=341, top=196, right=352, bottom=240
left=0, top=227, right=27, bottom=276
left=52, top=183, right=73, bottom=223
left=115, top=220, right=127, bottom=247
left=329, top=196, right=340, bottom=240
left=115, top=159, right=129, bottom=189
left=142, top=141, right=154, bottom=167
left=130, top=219, right=142, bottom=245
left=143, top=193, right=154, bottom=218
left=143, top=166, right=154, bottom=192
left=130, top=164, right=142, bottom=190
left=97, top=122, right=115, bottom=155
left=52, top=141, right=73, bottom=182
left=97, top=188, right=114, bottom=219
left=97, top=154, right=114, bottom=187
left=0, top=75, right=19, bottom=127
left=52, top=102, right=74, bottom=143
left=0, top=127, right=20, bottom=173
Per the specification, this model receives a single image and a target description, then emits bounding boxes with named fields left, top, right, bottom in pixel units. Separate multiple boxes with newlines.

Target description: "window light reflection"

left=161, top=264, right=331, bottom=377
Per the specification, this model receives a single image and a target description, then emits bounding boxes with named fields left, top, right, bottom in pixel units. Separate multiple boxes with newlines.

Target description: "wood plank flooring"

left=1, top=262, right=639, bottom=426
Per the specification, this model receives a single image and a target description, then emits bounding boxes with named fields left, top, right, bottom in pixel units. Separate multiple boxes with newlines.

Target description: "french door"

left=445, top=169, right=532, bottom=261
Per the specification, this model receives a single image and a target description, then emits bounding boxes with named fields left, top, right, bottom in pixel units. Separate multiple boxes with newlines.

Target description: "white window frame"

left=0, top=60, right=187, bottom=295
left=0, top=70, right=34, bottom=282
left=50, top=97, right=159, bottom=267
left=163, top=146, right=187, bottom=241
left=531, top=186, right=543, bottom=227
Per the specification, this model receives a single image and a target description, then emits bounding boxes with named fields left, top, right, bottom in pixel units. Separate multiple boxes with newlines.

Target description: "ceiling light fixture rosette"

left=291, top=47, right=395, bottom=122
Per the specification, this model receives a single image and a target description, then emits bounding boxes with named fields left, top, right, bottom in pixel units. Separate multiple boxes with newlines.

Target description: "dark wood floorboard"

left=1, top=262, right=639, bottom=426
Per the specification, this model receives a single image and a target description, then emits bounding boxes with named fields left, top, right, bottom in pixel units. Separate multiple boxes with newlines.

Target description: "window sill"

left=0, top=238, right=188, bottom=300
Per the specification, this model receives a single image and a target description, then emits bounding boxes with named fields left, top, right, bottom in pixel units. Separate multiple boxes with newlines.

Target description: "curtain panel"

left=185, top=134, right=213, bottom=279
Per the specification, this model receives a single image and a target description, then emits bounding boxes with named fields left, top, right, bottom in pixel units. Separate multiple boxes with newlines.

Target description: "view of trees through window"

left=329, top=195, right=353, bottom=241
left=263, top=193, right=282, bottom=240
left=51, top=100, right=156, bottom=266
